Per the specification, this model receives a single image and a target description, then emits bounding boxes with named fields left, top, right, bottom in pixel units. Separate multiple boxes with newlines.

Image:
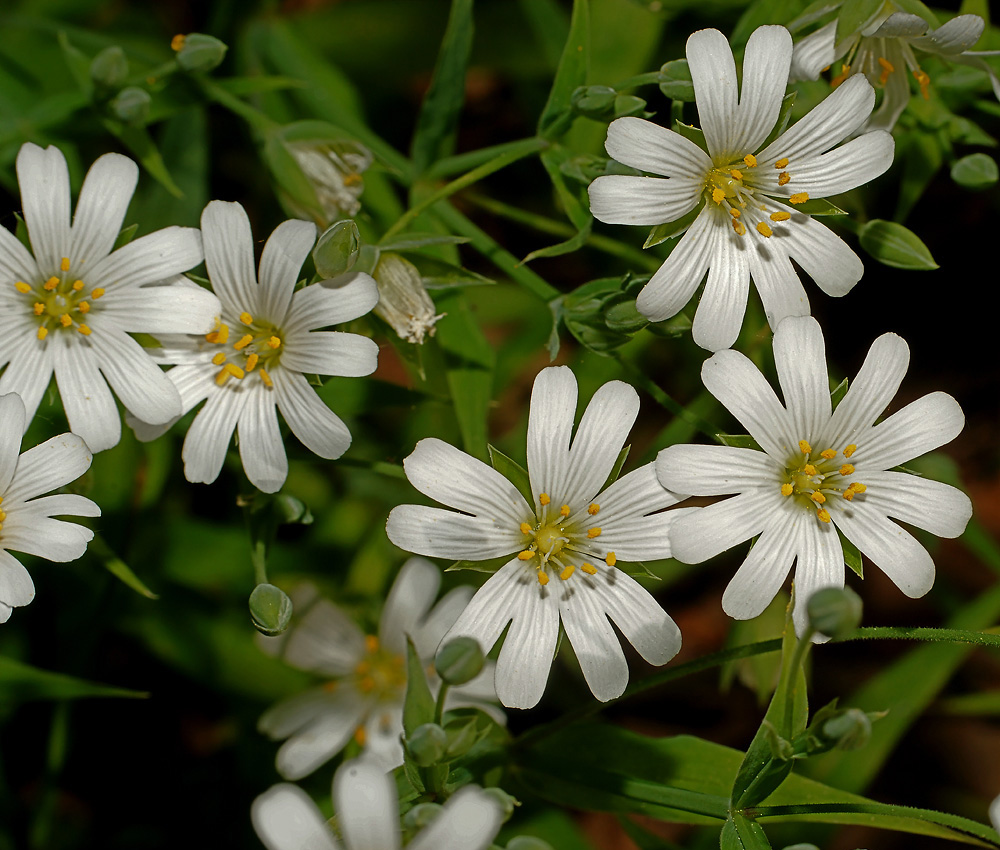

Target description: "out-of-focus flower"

left=286, top=137, right=373, bottom=223
left=372, top=252, right=444, bottom=345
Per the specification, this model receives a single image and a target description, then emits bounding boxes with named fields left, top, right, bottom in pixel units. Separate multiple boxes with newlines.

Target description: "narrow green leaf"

left=411, top=0, right=475, bottom=175
left=600, top=444, right=631, bottom=492
left=937, top=691, right=1000, bottom=716
left=673, top=121, right=709, bottom=153
left=488, top=444, right=533, bottom=505
left=644, top=203, right=704, bottom=248
left=859, top=219, right=938, bottom=270
left=830, top=377, right=848, bottom=409
left=57, top=32, right=93, bottom=95
left=789, top=2, right=842, bottom=33
left=213, top=75, right=305, bottom=96
left=403, top=638, right=436, bottom=737
left=721, top=813, right=773, bottom=849
left=836, top=0, right=884, bottom=43
left=517, top=0, right=570, bottom=70
left=378, top=232, right=471, bottom=251
left=103, top=123, right=184, bottom=198
left=839, top=528, right=864, bottom=578
left=951, top=152, right=999, bottom=190
left=759, top=91, right=797, bottom=151
left=88, top=535, right=158, bottom=600
left=718, top=434, right=763, bottom=451
left=895, top=132, right=943, bottom=221
left=523, top=223, right=593, bottom=263
left=0, top=657, right=147, bottom=703
left=538, top=0, right=590, bottom=139
left=112, top=223, right=139, bottom=251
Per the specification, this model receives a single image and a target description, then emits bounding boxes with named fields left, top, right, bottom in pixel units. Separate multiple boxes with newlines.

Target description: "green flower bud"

left=821, top=707, right=872, bottom=751
left=402, top=802, right=443, bottom=831
left=174, top=33, right=228, bottom=73
left=571, top=85, right=617, bottom=119
left=273, top=494, right=313, bottom=526
left=806, top=586, right=863, bottom=639
left=313, top=220, right=361, bottom=279
left=372, top=253, right=443, bottom=344
left=435, top=637, right=485, bottom=685
left=781, top=845, right=820, bottom=850
left=604, top=298, right=648, bottom=334
left=407, top=722, right=448, bottom=767
left=506, top=837, right=554, bottom=850
left=480, top=787, right=518, bottom=821
left=90, top=46, right=128, bottom=90
left=249, top=583, right=293, bottom=637
left=612, top=94, right=647, bottom=119
left=110, top=87, right=150, bottom=126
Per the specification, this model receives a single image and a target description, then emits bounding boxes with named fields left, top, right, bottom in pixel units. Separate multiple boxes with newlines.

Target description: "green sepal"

left=839, top=527, right=864, bottom=578
left=836, top=0, right=884, bottom=44
left=859, top=219, right=939, bottom=270
left=403, top=637, right=436, bottom=738
left=658, top=59, right=694, bottom=102
left=718, top=434, right=763, bottom=451
left=788, top=197, right=846, bottom=216
left=488, top=444, right=534, bottom=506
left=830, top=376, right=848, bottom=409
left=644, top=203, right=704, bottom=248
left=950, top=152, right=999, bottom=190
left=673, top=120, right=709, bottom=153
left=113, top=223, right=139, bottom=251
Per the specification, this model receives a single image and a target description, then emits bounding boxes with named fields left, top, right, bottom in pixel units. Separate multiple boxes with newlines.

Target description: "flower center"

left=346, top=635, right=406, bottom=698
left=702, top=156, right=808, bottom=238
left=13, top=257, right=102, bottom=340
left=206, top=310, right=282, bottom=389
left=780, top=439, right=867, bottom=523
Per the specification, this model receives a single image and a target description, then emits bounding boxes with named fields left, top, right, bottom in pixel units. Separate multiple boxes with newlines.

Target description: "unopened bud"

left=273, top=494, right=313, bottom=526
left=612, top=94, right=647, bottom=119
left=821, top=707, right=872, bottom=751
left=110, top=87, right=150, bottom=125
left=806, top=586, right=862, bottom=639
left=174, top=33, right=228, bottom=73
left=249, top=583, right=293, bottom=637
left=314, top=220, right=361, bottom=279
left=781, top=845, right=821, bottom=850
left=571, top=85, right=618, bottom=119
left=407, top=722, right=448, bottom=766
left=480, top=787, right=519, bottom=821
left=287, top=138, right=373, bottom=222
left=372, top=253, right=443, bottom=344
left=435, top=637, right=485, bottom=685
left=507, top=839, right=555, bottom=850
left=604, top=298, right=648, bottom=333
left=90, top=46, right=129, bottom=89
left=402, top=802, right=443, bottom=831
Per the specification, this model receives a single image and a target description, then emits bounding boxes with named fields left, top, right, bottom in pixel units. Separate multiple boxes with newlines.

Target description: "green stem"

left=434, top=683, right=450, bottom=726
left=200, top=78, right=278, bottom=134
left=610, top=70, right=665, bottom=90
left=426, top=136, right=549, bottom=180
left=779, top=626, right=813, bottom=739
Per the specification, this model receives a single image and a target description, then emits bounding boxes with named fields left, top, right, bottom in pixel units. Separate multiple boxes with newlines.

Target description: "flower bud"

left=173, top=33, right=228, bottom=73
left=506, top=839, right=555, bottom=850
left=821, top=707, right=872, bottom=751
left=90, top=46, right=129, bottom=90
left=806, top=586, right=862, bottom=639
left=110, top=87, right=150, bottom=125
left=435, top=637, right=485, bottom=685
left=288, top=139, right=373, bottom=222
left=249, top=583, right=293, bottom=637
left=480, top=787, right=518, bottom=821
left=372, top=253, right=444, bottom=344
left=571, top=85, right=618, bottom=119
left=314, top=220, right=361, bottom=279
left=402, top=802, right=443, bottom=831
left=780, top=845, right=820, bottom=850
left=406, top=722, right=449, bottom=767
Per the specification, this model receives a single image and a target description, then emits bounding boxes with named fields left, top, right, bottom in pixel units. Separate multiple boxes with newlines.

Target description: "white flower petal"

left=68, top=153, right=138, bottom=274
left=445, top=558, right=529, bottom=662
left=595, top=462, right=685, bottom=517
left=0, top=601, right=10, bottom=623
left=692, top=227, right=750, bottom=351
left=412, top=586, right=474, bottom=658
left=870, top=12, right=926, bottom=38
left=557, top=577, right=628, bottom=701
left=821, top=332, right=909, bottom=448
left=259, top=686, right=351, bottom=739
left=859, top=471, right=972, bottom=538
left=791, top=515, right=844, bottom=636
left=0, top=223, right=40, bottom=284
left=200, top=201, right=258, bottom=311
left=636, top=205, right=715, bottom=322
left=17, top=143, right=71, bottom=274
left=857, top=392, right=965, bottom=471
left=0, top=394, right=26, bottom=493
left=0, top=547, right=34, bottom=607
left=668, top=491, right=768, bottom=564
left=0, top=334, right=55, bottom=424
left=272, top=370, right=352, bottom=460
left=5, top=432, right=92, bottom=503
left=773, top=315, right=831, bottom=437
left=588, top=175, right=703, bottom=225
left=277, top=701, right=368, bottom=780
left=334, top=760, right=401, bottom=850
left=52, top=340, right=120, bottom=453
left=378, top=557, right=441, bottom=655
left=913, top=15, right=984, bottom=54
left=285, top=272, right=379, bottom=331
left=386, top=505, right=523, bottom=560
left=101, top=284, right=221, bottom=334
left=790, top=21, right=837, bottom=81
left=603, top=117, right=712, bottom=177
left=865, top=46, right=912, bottom=131
left=360, top=706, right=406, bottom=770
left=746, top=233, right=811, bottom=330
left=182, top=392, right=246, bottom=485
left=91, top=327, right=182, bottom=427
left=771, top=209, right=864, bottom=298
left=734, top=26, right=793, bottom=154
left=0, top=514, right=93, bottom=562
left=587, top=506, right=696, bottom=562
left=238, top=393, right=287, bottom=493
left=22, top=494, right=100, bottom=518
left=526, top=366, right=578, bottom=505
left=784, top=131, right=894, bottom=198
left=701, top=349, right=797, bottom=460
left=259, top=219, right=316, bottom=322
left=686, top=28, right=740, bottom=160
left=657, top=444, right=779, bottom=496
left=722, top=506, right=800, bottom=620
left=251, top=784, right=341, bottom=850
left=273, top=596, right=366, bottom=674
left=408, top=786, right=503, bottom=850
left=87, top=227, right=203, bottom=293
left=281, top=332, right=378, bottom=378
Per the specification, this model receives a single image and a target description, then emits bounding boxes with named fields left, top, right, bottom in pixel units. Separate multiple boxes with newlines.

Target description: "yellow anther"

left=831, top=64, right=851, bottom=87
left=343, top=173, right=363, bottom=187
left=803, top=464, right=817, bottom=476
left=729, top=169, right=743, bottom=180
left=811, top=491, right=826, bottom=504
left=259, top=368, right=273, bottom=388
left=239, top=312, right=253, bottom=325
left=606, top=552, right=616, bottom=567
left=712, top=187, right=726, bottom=204
left=799, top=440, right=812, bottom=454
left=206, top=324, right=230, bottom=344
left=587, top=527, right=602, bottom=539
left=817, top=508, right=831, bottom=523
left=843, top=489, right=855, bottom=502
left=91, top=288, right=105, bottom=299
left=559, top=564, right=575, bottom=581
left=37, top=327, right=47, bottom=340
left=777, top=172, right=791, bottom=186
left=171, top=33, right=186, bottom=51
left=851, top=483, right=866, bottom=494
left=365, top=635, right=379, bottom=653
left=354, top=725, right=366, bottom=747
left=844, top=444, right=857, bottom=458
left=78, top=301, right=90, bottom=313
left=743, top=154, right=757, bottom=168
left=15, top=281, right=31, bottom=293
left=60, top=257, right=70, bottom=272
left=245, top=353, right=259, bottom=371
left=559, top=504, right=571, bottom=518
left=72, top=279, right=84, bottom=291
left=77, top=324, right=91, bottom=336
left=581, top=563, right=598, bottom=575
left=588, top=503, right=600, bottom=515
left=539, top=493, right=551, bottom=506
left=732, top=219, right=746, bottom=236
left=537, top=571, right=549, bottom=586
left=268, top=336, right=281, bottom=349
left=359, top=676, right=376, bottom=693
left=877, top=56, right=895, bottom=85
left=756, top=222, right=773, bottom=238
left=518, top=550, right=534, bottom=560
left=913, top=69, right=930, bottom=99
left=520, top=522, right=533, bottom=534
left=59, top=314, right=72, bottom=327
left=781, top=483, right=794, bottom=496
left=820, top=448, right=836, bottom=460
left=789, top=193, right=809, bottom=205
left=774, top=157, right=789, bottom=169
left=730, top=208, right=741, bottom=218
left=770, top=211, right=791, bottom=222
left=211, top=352, right=226, bottom=365
left=224, top=362, right=245, bottom=380
left=215, top=368, right=231, bottom=386
left=43, top=277, right=59, bottom=291
left=0, top=510, right=6, bottom=521
left=32, top=302, right=44, bottom=315
left=840, top=464, right=855, bottom=476
left=233, top=334, right=253, bottom=351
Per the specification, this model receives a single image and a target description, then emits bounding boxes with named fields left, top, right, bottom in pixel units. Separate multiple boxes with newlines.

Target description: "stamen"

left=781, top=483, right=793, bottom=496
left=777, top=172, right=791, bottom=186
left=770, top=211, right=791, bottom=222
left=77, top=324, right=91, bottom=336
left=844, top=489, right=855, bottom=502
left=851, top=483, right=866, bottom=493
left=840, top=464, right=855, bottom=476
left=78, top=301, right=90, bottom=313
left=171, top=33, right=186, bottom=51
left=518, top=550, right=534, bottom=560
left=60, top=257, right=70, bottom=272
left=215, top=368, right=231, bottom=386
left=606, top=552, right=617, bottom=567
left=844, top=444, right=857, bottom=458
left=732, top=219, right=746, bottom=236
left=354, top=726, right=366, bottom=746
left=913, top=69, right=930, bottom=99
left=712, top=188, right=726, bottom=204
left=743, top=154, right=757, bottom=168
left=259, top=368, right=273, bottom=388
left=359, top=676, right=375, bottom=692
left=789, top=192, right=809, bottom=205
left=799, top=440, right=812, bottom=454
left=245, top=353, right=259, bottom=371
left=520, top=522, right=533, bottom=534
left=233, top=334, right=253, bottom=351
left=211, top=352, right=226, bottom=365
left=240, top=312, right=253, bottom=325
left=588, top=503, right=600, bottom=515
left=37, top=327, right=48, bottom=340
left=581, top=563, right=598, bottom=575
left=32, top=302, right=44, bottom=315
left=774, top=157, right=789, bottom=169
left=267, top=336, right=281, bottom=349
left=559, top=564, right=575, bottom=581
left=537, top=571, right=549, bottom=586
left=72, top=280, right=84, bottom=291
left=206, top=324, right=230, bottom=344
left=559, top=504, right=571, bottom=518
left=756, top=222, right=772, bottom=238
left=730, top=208, right=741, bottom=218
left=729, top=169, right=743, bottom=180
left=811, top=492, right=826, bottom=504
left=224, top=363, right=245, bottom=380
left=817, top=508, right=831, bottom=523
left=365, top=635, right=379, bottom=653
left=831, top=63, right=851, bottom=87
left=43, top=277, right=59, bottom=291
left=803, top=464, right=817, bottom=476
left=59, top=314, right=72, bottom=327
left=587, top=527, right=602, bottom=539
left=820, top=449, right=836, bottom=459
left=539, top=493, right=551, bottom=506
left=877, top=56, right=895, bottom=85
left=91, top=288, right=105, bottom=299
left=15, top=282, right=31, bottom=293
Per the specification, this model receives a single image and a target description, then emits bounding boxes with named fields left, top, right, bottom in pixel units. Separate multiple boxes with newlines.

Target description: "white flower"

left=128, top=200, right=379, bottom=493
left=386, top=366, right=689, bottom=710
left=0, top=143, right=215, bottom=452
left=656, top=315, right=972, bottom=635
left=990, top=793, right=1000, bottom=834
left=791, top=8, right=999, bottom=131
left=252, top=760, right=503, bottom=850
left=588, top=26, right=894, bottom=352
left=0, top=393, right=100, bottom=622
left=257, top=557, right=500, bottom=780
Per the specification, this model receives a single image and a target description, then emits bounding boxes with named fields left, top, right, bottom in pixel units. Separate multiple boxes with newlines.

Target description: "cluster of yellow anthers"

left=205, top=312, right=282, bottom=389
left=515, top=493, right=617, bottom=587
left=705, top=155, right=808, bottom=238
left=352, top=635, right=404, bottom=696
left=830, top=56, right=931, bottom=100
left=15, top=257, right=104, bottom=341
left=781, top=439, right=867, bottom=523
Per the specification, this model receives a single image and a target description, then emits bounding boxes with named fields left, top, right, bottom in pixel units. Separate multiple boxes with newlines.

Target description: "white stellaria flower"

left=588, top=25, right=894, bottom=352
left=257, top=557, right=501, bottom=780
left=657, top=315, right=973, bottom=636
left=0, top=143, right=215, bottom=452
left=252, top=760, right=503, bottom=850
left=128, top=200, right=379, bottom=493
left=386, top=366, right=690, bottom=710
left=990, top=793, right=1000, bottom=834
left=0, top=393, right=100, bottom=622
left=791, top=7, right=999, bottom=131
